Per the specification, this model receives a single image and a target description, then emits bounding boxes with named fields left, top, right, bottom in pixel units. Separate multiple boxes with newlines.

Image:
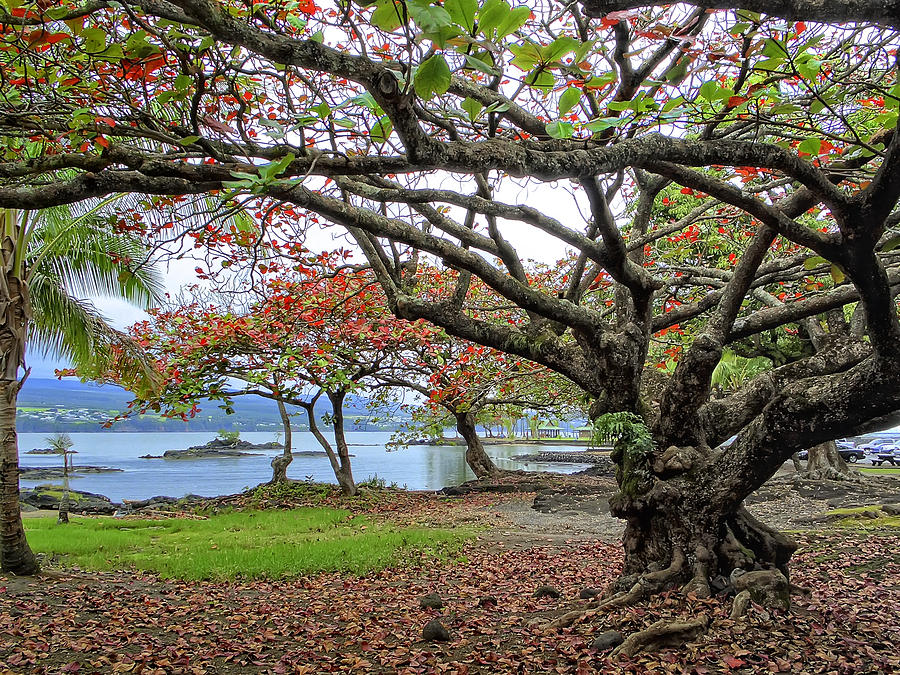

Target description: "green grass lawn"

left=857, top=466, right=900, bottom=475
left=25, top=508, right=468, bottom=580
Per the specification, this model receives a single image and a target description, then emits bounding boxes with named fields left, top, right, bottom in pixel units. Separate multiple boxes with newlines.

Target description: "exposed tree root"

left=729, top=569, right=790, bottom=619
left=610, top=615, right=710, bottom=658
left=544, top=549, right=687, bottom=630
left=798, top=467, right=864, bottom=482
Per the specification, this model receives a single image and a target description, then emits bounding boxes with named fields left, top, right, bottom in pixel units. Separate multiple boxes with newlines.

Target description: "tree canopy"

left=2, top=0, right=900, bottom=597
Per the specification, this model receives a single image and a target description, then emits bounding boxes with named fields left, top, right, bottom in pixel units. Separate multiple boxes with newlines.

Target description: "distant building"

left=537, top=423, right=563, bottom=439
left=575, top=424, right=593, bottom=439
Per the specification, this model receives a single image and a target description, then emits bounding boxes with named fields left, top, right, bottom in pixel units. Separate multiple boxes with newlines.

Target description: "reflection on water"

left=18, top=431, right=590, bottom=501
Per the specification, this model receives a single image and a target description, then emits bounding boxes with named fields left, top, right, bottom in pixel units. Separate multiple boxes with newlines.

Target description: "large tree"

left=2, top=0, right=900, bottom=603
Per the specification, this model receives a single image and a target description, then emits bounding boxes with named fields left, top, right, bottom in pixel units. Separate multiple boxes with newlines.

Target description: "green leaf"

left=371, top=0, right=405, bottom=32
left=525, top=67, right=553, bottom=93
left=545, top=120, right=574, bottom=139
left=408, top=0, right=452, bottom=33
left=542, top=36, right=579, bottom=63
left=81, top=27, right=107, bottom=53
left=174, top=74, right=193, bottom=91
left=572, top=39, right=596, bottom=64
left=798, top=137, right=823, bottom=155
left=177, top=135, right=202, bottom=146
left=495, top=5, right=530, bottom=38
left=259, top=153, right=296, bottom=181
left=508, top=41, right=541, bottom=71
left=370, top=115, right=393, bottom=143
left=882, top=235, right=900, bottom=252
left=558, top=87, right=581, bottom=116
left=830, top=264, right=845, bottom=284
left=605, top=99, right=632, bottom=112
left=311, top=101, right=331, bottom=119
left=762, top=38, right=786, bottom=58
left=461, top=97, right=483, bottom=121
left=444, top=0, right=477, bottom=31
left=420, top=25, right=462, bottom=49
left=803, top=256, right=828, bottom=270
left=478, top=0, right=510, bottom=38
left=699, top=80, right=732, bottom=102
left=583, top=116, right=624, bottom=133
left=797, top=58, right=821, bottom=80
left=286, top=15, right=307, bottom=30
left=414, top=54, right=451, bottom=100
left=464, top=54, right=499, bottom=76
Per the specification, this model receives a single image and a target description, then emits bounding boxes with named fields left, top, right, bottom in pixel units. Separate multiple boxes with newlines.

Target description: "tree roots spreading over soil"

left=2, top=487, right=899, bottom=674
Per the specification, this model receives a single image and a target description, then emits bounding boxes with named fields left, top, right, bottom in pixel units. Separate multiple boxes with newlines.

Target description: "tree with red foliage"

left=4, top=0, right=900, bottom=611
left=112, top=257, right=437, bottom=493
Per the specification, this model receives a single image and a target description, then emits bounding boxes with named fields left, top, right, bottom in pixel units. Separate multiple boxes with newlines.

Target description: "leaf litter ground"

left=2, top=480, right=900, bottom=674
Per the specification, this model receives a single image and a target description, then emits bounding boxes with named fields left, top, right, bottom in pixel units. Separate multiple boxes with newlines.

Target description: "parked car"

left=795, top=439, right=865, bottom=463
left=859, top=439, right=900, bottom=466
left=838, top=447, right=867, bottom=463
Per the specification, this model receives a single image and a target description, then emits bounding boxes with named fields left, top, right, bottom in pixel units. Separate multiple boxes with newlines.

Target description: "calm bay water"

left=17, top=431, right=589, bottom=502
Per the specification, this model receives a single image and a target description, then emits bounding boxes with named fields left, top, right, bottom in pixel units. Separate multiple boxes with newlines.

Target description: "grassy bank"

left=25, top=508, right=468, bottom=580
left=857, top=466, right=900, bottom=475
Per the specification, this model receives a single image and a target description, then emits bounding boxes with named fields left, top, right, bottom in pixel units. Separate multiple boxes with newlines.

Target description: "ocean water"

left=17, top=431, right=589, bottom=502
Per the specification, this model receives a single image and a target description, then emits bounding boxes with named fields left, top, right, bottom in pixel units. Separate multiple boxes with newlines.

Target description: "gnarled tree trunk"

left=802, top=441, right=860, bottom=481
left=455, top=411, right=501, bottom=479
left=269, top=399, right=293, bottom=484
left=605, top=427, right=796, bottom=602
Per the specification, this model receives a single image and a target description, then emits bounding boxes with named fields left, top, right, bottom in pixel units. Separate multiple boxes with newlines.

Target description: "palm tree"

left=0, top=204, right=161, bottom=575
left=45, top=433, right=75, bottom=525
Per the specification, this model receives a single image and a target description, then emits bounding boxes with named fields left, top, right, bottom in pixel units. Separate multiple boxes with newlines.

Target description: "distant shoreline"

left=415, top=437, right=611, bottom=448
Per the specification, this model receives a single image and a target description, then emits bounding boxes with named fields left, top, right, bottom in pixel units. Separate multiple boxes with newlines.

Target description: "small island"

left=20, top=466, right=123, bottom=480
left=145, top=434, right=283, bottom=460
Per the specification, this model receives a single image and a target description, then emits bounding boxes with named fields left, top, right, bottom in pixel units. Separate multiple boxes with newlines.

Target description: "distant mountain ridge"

left=16, top=378, right=399, bottom=433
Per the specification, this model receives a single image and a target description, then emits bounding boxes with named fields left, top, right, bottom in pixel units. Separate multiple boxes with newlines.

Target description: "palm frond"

left=27, top=214, right=163, bottom=307
left=27, top=276, right=159, bottom=393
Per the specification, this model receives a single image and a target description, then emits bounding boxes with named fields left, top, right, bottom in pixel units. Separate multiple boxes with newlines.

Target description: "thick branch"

left=579, top=0, right=900, bottom=28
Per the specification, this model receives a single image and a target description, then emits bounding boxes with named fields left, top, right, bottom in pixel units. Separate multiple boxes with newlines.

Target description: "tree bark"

left=0, top=255, right=37, bottom=574
left=606, top=428, right=796, bottom=600
left=802, top=441, right=859, bottom=481
left=0, top=378, right=37, bottom=574
left=328, top=391, right=357, bottom=496
left=303, top=391, right=358, bottom=496
left=455, top=411, right=501, bottom=479
left=57, top=452, right=70, bottom=525
left=269, top=399, right=293, bottom=484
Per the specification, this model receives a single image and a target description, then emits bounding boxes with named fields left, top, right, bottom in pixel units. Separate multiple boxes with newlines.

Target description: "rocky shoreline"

left=419, top=438, right=609, bottom=448
left=20, top=485, right=212, bottom=515
left=20, top=466, right=123, bottom=480
left=513, top=450, right=613, bottom=467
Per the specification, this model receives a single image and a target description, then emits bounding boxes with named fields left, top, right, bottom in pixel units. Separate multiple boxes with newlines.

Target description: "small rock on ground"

left=419, top=592, right=443, bottom=609
left=534, top=585, right=561, bottom=599
left=591, top=630, right=624, bottom=651
left=422, top=618, right=450, bottom=642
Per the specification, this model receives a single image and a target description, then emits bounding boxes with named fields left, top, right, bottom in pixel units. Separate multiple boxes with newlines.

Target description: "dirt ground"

left=3, top=469, right=900, bottom=674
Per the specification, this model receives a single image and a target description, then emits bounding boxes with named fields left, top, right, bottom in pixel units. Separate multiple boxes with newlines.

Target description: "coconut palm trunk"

left=0, top=236, right=38, bottom=574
